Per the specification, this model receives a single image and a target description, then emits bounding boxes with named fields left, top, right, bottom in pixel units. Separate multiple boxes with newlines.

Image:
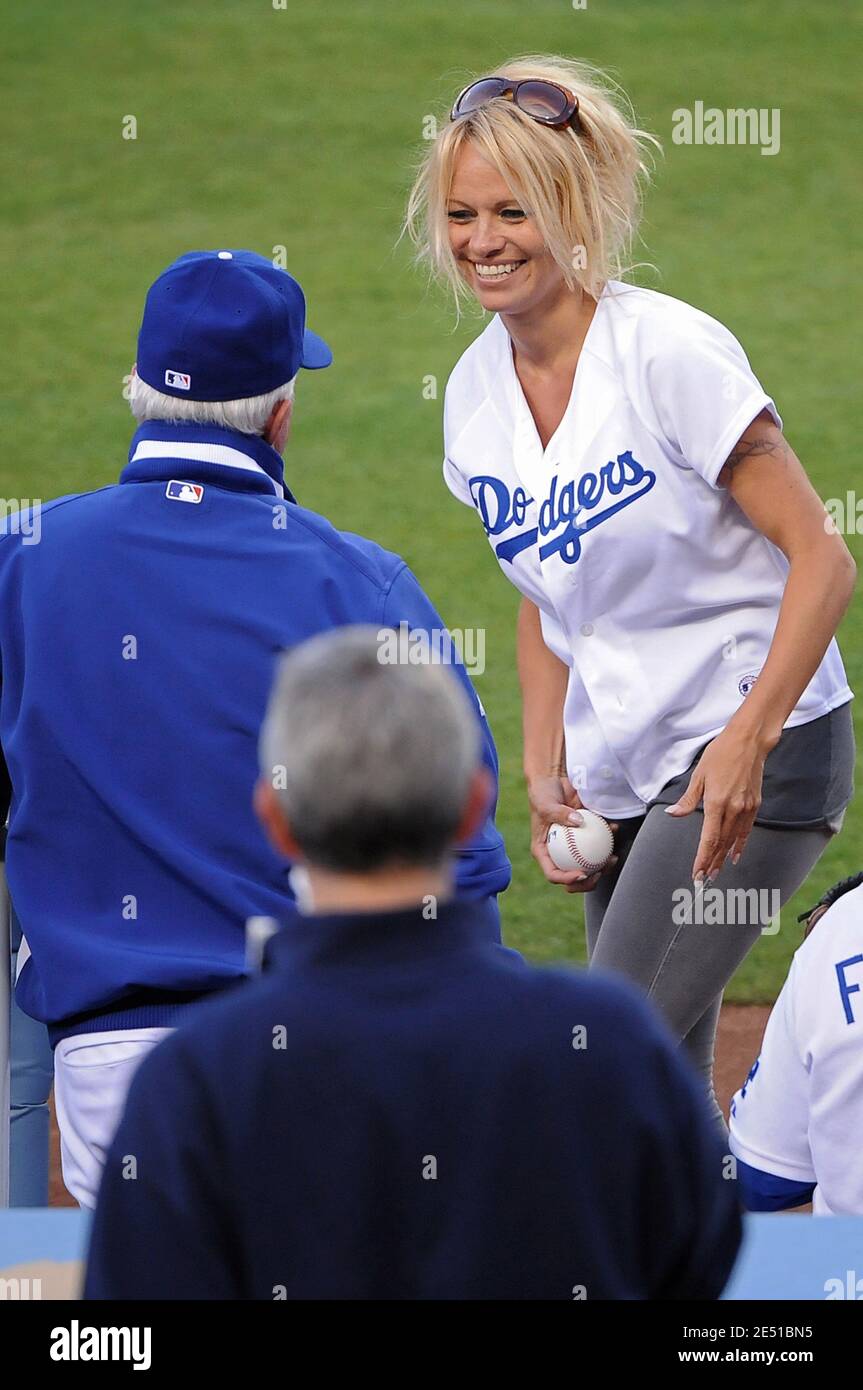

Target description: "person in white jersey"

left=729, top=872, right=863, bottom=1213
left=404, top=55, right=856, bottom=1127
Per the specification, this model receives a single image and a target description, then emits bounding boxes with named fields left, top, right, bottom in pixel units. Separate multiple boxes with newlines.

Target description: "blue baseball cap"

left=136, top=249, right=333, bottom=401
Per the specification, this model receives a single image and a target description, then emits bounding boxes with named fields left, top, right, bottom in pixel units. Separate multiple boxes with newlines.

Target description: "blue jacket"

left=0, top=422, right=510, bottom=1042
left=84, top=900, right=742, bottom=1300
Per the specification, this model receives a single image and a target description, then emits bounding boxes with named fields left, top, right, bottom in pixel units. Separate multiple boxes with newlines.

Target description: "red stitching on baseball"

left=563, top=825, right=604, bottom=873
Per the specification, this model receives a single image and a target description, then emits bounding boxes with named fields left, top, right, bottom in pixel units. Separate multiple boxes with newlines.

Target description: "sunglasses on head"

left=450, top=77, right=583, bottom=133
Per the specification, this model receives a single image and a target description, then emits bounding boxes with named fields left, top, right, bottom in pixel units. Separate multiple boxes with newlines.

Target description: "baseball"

left=547, top=811, right=614, bottom=874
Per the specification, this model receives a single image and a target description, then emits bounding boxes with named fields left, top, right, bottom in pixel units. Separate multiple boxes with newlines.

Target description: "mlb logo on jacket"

left=166, top=480, right=204, bottom=504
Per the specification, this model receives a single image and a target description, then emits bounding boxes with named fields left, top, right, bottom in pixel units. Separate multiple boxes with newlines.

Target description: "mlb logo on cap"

left=166, top=480, right=204, bottom=504
left=137, top=250, right=332, bottom=402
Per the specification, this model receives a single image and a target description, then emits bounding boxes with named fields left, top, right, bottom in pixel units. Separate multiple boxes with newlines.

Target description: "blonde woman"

left=405, top=56, right=856, bottom=1125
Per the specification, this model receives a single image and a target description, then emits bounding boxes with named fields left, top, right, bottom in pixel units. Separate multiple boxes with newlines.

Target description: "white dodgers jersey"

left=729, top=883, right=863, bottom=1214
left=442, top=282, right=852, bottom=818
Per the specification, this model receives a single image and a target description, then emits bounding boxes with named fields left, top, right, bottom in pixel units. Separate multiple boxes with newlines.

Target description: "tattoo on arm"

left=718, top=433, right=791, bottom=488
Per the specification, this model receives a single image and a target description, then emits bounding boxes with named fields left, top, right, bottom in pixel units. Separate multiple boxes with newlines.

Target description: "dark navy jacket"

left=85, top=900, right=741, bottom=1301
left=0, top=423, right=510, bottom=1042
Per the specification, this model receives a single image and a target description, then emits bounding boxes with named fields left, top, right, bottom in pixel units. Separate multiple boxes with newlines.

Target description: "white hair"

left=129, top=372, right=297, bottom=436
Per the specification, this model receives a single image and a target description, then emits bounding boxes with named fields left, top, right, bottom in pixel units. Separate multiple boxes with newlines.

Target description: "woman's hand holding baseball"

left=528, top=775, right=619, bottom=893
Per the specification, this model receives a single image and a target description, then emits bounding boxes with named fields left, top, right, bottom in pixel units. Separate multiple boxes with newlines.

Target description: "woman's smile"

left=471, top=259, right=528, bottom=281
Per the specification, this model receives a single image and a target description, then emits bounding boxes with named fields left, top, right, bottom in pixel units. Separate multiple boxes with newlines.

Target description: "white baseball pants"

left=53, top=1028, right=175, bottom=1209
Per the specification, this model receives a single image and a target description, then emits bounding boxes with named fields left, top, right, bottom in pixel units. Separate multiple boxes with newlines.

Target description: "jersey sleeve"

left=728, top=957, right=817, bottom=1207
left=641, top=310, right=782, bottom=490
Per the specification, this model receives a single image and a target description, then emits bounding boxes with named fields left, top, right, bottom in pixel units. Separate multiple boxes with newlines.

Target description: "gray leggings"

left=584, top=806, right=834, bottom=1130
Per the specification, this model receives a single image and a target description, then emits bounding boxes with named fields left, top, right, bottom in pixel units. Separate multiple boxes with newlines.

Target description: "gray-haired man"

left=85, top=628, right=741, bottom=1300
left=1, top=248, right=509, bottom=1208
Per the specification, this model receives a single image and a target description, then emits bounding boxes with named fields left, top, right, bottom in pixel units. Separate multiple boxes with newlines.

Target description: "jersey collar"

left=121, top=421, right=296, bottom=501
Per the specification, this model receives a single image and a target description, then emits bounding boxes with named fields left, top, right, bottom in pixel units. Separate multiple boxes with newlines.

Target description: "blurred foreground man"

left=86, top=628, right=741, bottom=1301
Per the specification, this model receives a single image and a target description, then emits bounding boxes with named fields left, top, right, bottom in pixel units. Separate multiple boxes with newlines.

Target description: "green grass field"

left=2, top=0, right=860, bottom=1000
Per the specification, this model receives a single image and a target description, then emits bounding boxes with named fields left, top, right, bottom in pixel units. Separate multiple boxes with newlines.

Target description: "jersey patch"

left=166, top=481, right=204, bottom=504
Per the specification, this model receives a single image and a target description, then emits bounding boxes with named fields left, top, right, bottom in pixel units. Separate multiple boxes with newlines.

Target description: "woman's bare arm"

left=518, top=596, right=616, bottom=891
left=518, top=596, right=569, bottom=783
left=668, top=410, right=857, bottom=882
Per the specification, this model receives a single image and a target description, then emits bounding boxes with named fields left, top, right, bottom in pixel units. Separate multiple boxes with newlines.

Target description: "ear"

left=254, top=778, right=304, bottom=862
left=263, top=397, right=294, bottom=451
left=453, top=765, right=494, bottom=847
left=803, top=902, right=829, bottom=939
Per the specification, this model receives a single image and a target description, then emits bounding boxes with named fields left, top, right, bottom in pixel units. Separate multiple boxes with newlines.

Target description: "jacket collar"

left=121, top=421, right=296, bottom=501
left=266, top=898, right=490, bottom=972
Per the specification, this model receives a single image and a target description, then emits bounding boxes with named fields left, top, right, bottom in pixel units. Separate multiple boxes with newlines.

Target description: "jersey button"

left=600, top=766, right=614, bottom=779
left=580, top=622, right=594, bottom=637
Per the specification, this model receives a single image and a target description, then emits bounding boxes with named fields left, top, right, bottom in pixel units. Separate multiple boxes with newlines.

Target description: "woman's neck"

left=503, top=285, right=599, bottom=373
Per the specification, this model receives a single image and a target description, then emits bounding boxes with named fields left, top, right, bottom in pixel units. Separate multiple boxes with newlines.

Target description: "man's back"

left=85, top=901, right=741, bottom=1300
left=0, top=424, right=509, bottom=1035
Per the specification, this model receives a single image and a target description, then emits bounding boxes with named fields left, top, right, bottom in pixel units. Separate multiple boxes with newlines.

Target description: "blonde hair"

left=404, top=55, right=660, bottom=310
